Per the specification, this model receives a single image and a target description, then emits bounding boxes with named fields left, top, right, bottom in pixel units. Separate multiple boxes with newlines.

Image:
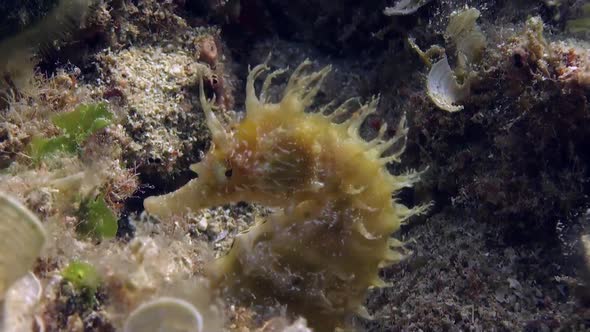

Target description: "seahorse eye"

left=224, top=168, right=233, bottom=178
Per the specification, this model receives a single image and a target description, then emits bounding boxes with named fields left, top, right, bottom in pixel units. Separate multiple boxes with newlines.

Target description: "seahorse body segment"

left=144, top=60, right=428, bottom=331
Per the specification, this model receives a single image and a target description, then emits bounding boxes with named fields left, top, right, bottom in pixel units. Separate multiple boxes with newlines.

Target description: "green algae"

left=29, top=103, right=113, bottom=161
left=62, top=260, right=100, bottom=292
left=77, top=195, right=118, bottom=240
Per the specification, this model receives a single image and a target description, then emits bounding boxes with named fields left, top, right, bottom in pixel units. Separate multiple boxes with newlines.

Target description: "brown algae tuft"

left=144, top=59, right=429, bottom=330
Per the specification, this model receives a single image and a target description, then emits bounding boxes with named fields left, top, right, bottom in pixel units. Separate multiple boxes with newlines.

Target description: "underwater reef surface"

left=0, top=0, right=589, bottom=331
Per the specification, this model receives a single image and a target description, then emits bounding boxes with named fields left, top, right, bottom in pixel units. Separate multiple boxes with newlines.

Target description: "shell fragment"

left=124, top=297, right=204, bottom=332
left=0, top=192, right=46, bottom=299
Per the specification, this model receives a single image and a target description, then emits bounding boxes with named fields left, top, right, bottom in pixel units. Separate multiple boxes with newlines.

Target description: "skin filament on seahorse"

left=144, top=59, right=429, bottom=331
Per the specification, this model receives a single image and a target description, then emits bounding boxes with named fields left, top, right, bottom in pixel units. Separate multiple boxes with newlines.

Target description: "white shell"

left=0, top=192, right=46, bottom=298
left=384, top=0, right=432, bottom=16
left=124, top=297, right=203, bottom=332
left=283, top=318, right=312, bottom=332
left=427, top=57, right=470, bottom=112
left=1, top=272, right=43, bottom=332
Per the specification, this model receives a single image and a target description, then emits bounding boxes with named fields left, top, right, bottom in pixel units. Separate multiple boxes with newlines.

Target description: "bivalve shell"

left=0, top=192, right=46, bottom=299
left=124, top=297, right=203, bottom=332
left=427, top=57, right=470, bottom=112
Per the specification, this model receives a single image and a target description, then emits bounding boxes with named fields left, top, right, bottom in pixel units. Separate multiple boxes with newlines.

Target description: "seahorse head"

left=144, top=61, right=330, bottom=216
left=200, top=61, right=332, bottom=198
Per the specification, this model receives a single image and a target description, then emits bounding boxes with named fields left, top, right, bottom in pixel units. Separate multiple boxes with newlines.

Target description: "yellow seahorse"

left=144, top=60, right=428, bottom=331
